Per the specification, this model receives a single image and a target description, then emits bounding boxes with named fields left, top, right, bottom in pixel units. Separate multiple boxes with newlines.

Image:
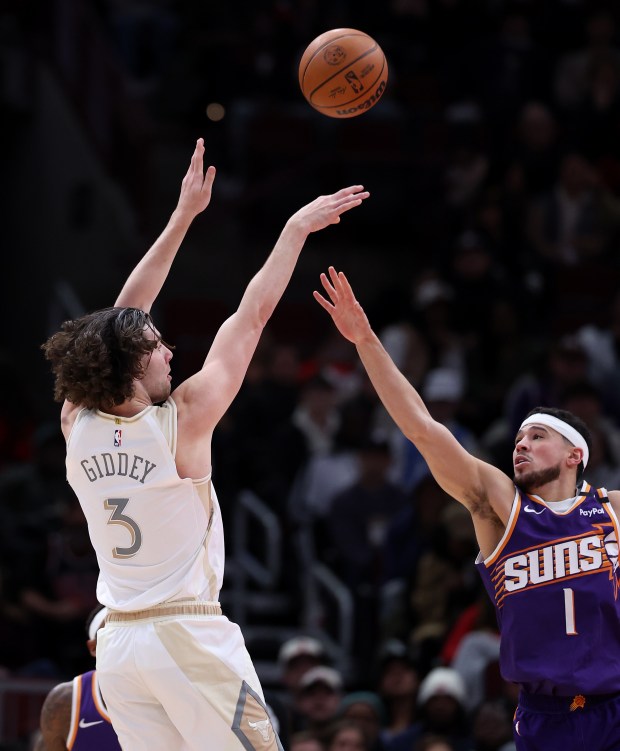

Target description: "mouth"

left=514, top=456, right=529, bottom=468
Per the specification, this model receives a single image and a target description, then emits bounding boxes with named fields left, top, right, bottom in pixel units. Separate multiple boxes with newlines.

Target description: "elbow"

left=402, top=411, right=435, bottom=447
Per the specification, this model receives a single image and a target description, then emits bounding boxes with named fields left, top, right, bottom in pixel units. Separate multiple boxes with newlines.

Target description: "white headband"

left=519, top=414, right=589, bottom=469
left=88, top=607, right=109, bottom=641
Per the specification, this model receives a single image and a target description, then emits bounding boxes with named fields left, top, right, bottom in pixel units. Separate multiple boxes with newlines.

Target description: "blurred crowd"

left=5, top=0, right=620, bottom=749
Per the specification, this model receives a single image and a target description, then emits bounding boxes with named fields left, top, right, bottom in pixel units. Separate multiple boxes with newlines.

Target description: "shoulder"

left=40, top=680, right=73, bottom=738
left=606, top=489, right=620, bottom=517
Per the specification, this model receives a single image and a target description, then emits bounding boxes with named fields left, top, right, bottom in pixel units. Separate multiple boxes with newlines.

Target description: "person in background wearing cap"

left=278, top=636, right=328, bottom=694
left=415, top=667, right=471, bottom=751
left=272, top=636, right=329, bottom=744
left=293, top=666, right=344, bottom=737
left=314, top=266, right=620, bottom=751
left=32, top=604, right=120, bottom=751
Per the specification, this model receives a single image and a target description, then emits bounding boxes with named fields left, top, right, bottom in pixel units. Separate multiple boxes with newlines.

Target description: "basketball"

left=298, top=28, right=388, bottom=119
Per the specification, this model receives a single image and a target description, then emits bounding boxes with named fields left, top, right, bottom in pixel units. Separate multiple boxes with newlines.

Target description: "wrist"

left=170, top=206, right=197, bottom=229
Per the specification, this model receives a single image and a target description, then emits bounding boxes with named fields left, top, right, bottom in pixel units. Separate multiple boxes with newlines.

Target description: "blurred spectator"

left=0, top=422, right=70, bottom=563
left=554, top=8, right=620, bottom=111
left=559, top=382, right=620, bottom=488
left=325, top=435, right=408, bottom=587
left=374, top=639, right=422, bottom=751
left=399, top=368, right=482, bottom=494
left=13, top=495, right=100, bottom=678
left=339, top=691, right=388, bottom=751
left=469, top=699, right=516, bottom=751
left=293, top=666, right=345, bottom=736
left=380, top=476, right=455, bottom=643
left=525, top=152, right=620, bottom=266
left=413, top=735, right=457, bottom=751
left=279, top=636, right=330, bottom=693
left=448, top=230, right=510, bottom=347
left=273, top=635, right=330, bottom=742
left=449, top=597, right=501, bottom=713
left=576, top=290, right=620, bottom=424
left=502, top=334, right=591, bottom=440
left=323, top=719, right=371, bottom=751
left=290, top=729, right=327, bottom=751
left=415, top=668, right=472, bottom=751
left=505, top=101, right=561, bottom=196
left=409, top=502, right=479, bottom=662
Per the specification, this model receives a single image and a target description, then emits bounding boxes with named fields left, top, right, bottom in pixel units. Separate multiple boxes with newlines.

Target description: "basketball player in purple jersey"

left=34, top=605, right=121, bottom=751
left=314, top=266, right=620, bottom=751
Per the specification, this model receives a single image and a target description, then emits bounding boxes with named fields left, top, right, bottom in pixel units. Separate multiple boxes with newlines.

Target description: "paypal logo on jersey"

left=580, top=507, right=605, bottom=517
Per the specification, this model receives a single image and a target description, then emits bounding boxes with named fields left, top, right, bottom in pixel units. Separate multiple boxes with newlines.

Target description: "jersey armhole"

left=154, top=397, right=178, bottom=457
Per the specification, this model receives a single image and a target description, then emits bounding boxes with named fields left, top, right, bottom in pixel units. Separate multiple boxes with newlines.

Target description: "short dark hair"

left=85, top=602, right=106, bottom=637
left=42, top=307, right=160, bottom=412
left=523, top=406, right=592, bottom=480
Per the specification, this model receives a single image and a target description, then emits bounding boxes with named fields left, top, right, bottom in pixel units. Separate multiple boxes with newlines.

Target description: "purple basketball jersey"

left=68, top=670, right=121, bottom=751
left=477, top=482, right=620, bottom=695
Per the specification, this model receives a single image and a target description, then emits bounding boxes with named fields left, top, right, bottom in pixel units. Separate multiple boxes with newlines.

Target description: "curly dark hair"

left=41, top=307, right=160, bottom=412
left=524, top=406, right=592, bottom=481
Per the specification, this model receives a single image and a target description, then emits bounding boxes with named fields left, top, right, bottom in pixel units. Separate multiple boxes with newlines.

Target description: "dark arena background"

left=3, top=1, right=620, bottom=749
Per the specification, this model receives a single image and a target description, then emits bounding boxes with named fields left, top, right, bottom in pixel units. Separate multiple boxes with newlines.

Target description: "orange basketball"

left=298, top=28, right=388, bottom=119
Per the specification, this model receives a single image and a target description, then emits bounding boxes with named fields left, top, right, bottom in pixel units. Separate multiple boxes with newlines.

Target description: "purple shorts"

left=514, top=692, right=620, bottom=751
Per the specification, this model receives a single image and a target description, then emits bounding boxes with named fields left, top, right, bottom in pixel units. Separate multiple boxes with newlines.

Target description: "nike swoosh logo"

left=524, top=504, right=545, bottom=514
left=79, top=719, right=104, bottom=728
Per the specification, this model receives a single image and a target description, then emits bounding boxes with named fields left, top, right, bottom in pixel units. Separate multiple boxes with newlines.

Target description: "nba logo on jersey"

left=114, top=429, right=122, bottom=447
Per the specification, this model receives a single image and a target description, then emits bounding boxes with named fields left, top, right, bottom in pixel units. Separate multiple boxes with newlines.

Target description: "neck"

left=524, top=477, right=579, bottom=502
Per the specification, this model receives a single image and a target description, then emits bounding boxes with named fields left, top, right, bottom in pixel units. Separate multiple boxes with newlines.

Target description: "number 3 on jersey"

left=105, top=498, right=143, bottom=558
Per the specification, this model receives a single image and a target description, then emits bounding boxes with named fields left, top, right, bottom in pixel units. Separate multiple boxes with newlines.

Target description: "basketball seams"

left=299, top=28, right=388, bottom=118
left=306, top=46, right=381, bottom=104
left=298, top=31, right=371, bottom=84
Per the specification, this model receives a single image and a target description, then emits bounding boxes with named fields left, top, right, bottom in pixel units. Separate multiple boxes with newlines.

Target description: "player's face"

left=140, top=327, right=173, bottom=404
left=512, top=424, right=566, bottom=490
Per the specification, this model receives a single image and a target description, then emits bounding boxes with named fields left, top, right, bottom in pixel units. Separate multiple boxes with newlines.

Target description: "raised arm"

left=314, top=267, right=515, bottom=551
left=114, top=138, right=216, bottom=312
left=59, top=139, right=216, bottom=437
left=172, top=188, right=368, bottom=478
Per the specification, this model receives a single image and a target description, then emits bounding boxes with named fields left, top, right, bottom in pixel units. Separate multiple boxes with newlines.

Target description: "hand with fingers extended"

left=288, top=186, right=370, bottom=236
left=176, top=137, right=217, bottom=219
left=313, top=266, right=372, bottom=344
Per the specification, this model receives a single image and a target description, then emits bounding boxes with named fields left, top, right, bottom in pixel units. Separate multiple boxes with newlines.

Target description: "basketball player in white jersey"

left=42, top=138, right=369, bottom=751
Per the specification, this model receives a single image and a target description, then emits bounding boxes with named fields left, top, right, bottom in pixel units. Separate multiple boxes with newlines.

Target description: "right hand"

left=288, top=185, right=369, bottom=236
left=176, top=138, right=217, bottom=219
left=313, top=266, right=371, bottom=344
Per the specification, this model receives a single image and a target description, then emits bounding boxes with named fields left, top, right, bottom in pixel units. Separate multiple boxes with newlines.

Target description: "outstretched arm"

left=114, top=138, right=216, bottom=312
left=314, top=267, right=515, bottom=548
left=172, top=188, right=369, bottom=478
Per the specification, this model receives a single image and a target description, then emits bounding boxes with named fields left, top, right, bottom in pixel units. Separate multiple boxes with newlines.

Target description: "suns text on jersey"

left=504, top=534, right=609, bottom=592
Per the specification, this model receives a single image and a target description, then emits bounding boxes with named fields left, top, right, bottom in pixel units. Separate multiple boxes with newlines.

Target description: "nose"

left=515, top=436, right=528, bottom=453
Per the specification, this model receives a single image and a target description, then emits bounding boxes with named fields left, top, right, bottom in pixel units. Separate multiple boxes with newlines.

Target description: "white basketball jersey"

left=65, top=398, right=224, bottom=611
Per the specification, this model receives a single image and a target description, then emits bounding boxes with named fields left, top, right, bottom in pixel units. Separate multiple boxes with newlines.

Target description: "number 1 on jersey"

left=564, top=587, right=577, bottom=635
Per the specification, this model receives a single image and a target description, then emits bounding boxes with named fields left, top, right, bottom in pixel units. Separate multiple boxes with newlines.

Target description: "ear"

left=86, top=638, right=97, bottom=658
left=567, top=447, right=583, bottom=469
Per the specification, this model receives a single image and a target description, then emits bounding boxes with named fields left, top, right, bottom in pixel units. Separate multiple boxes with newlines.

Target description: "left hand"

left=313, top=266, right=372, bottom=345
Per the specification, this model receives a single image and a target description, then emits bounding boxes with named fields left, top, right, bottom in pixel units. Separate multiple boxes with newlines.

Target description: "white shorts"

left=96, top=607, right=283, bottom=751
